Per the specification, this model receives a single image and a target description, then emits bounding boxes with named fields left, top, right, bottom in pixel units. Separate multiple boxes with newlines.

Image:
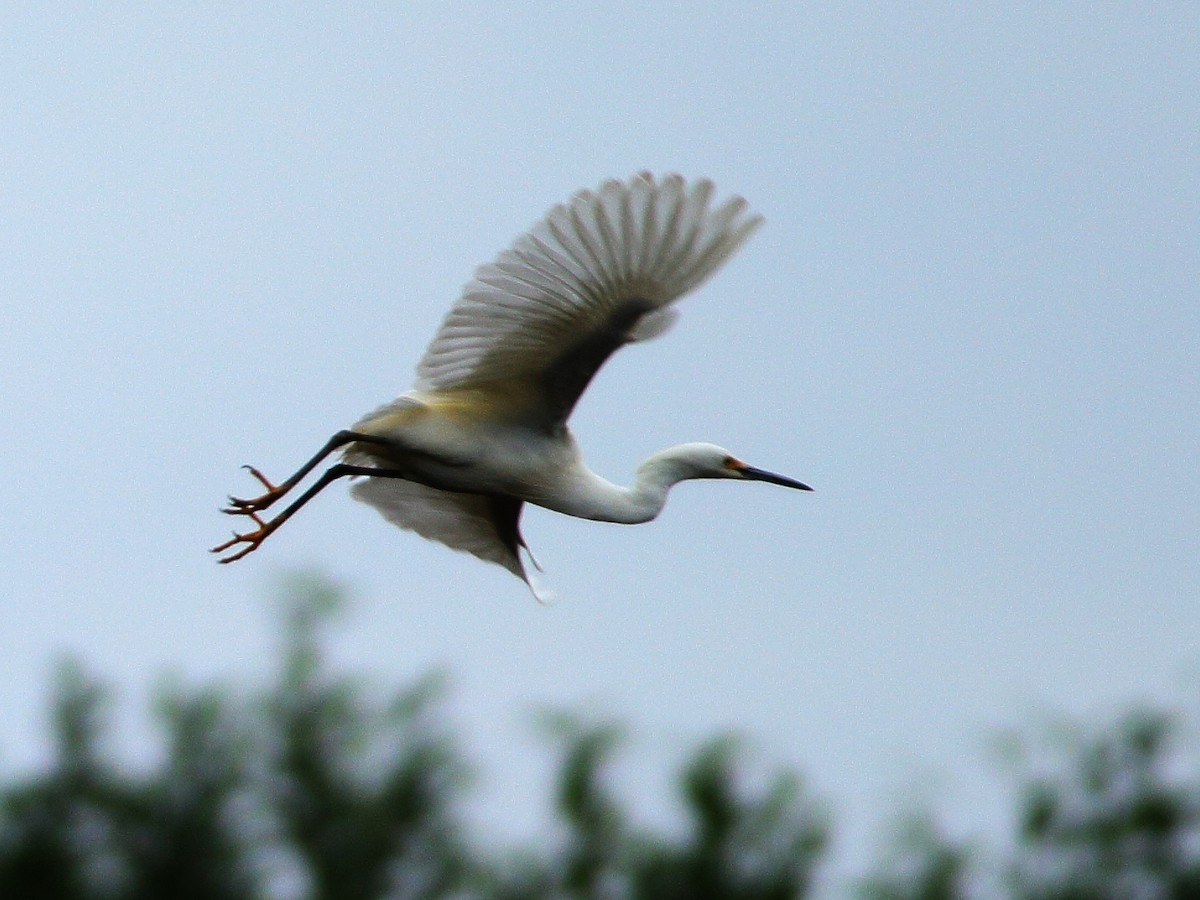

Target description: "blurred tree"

left=0, top=661, right=113, bottom=899
left=545, top=716, right=628, bottom=897
left=630, top=735, right=828, bottom=900
left=857, top=815, right=969, bottom=900
left=1, top=575, right=1195, bottom=899
left=0, top=663, right=256, bottom=900
left=481, top=718, right=828, bottom=900
left=1009, top=709, right=1200, bottom=899
left=107, top=686, right=258, bottom=900
left=0, top=576, right=472, bottom=900
left=260, top=574, right=470, bottom=900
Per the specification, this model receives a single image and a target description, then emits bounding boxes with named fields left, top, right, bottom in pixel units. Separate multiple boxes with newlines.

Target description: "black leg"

left=212, top=464, right=411, bottom=563
left=223, top=430, right=396, bottom=515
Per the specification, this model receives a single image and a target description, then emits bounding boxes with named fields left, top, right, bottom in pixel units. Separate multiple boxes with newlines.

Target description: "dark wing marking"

left=537, top=298, right=653, bottom=431
left=485, top=495, right=528, bottom=567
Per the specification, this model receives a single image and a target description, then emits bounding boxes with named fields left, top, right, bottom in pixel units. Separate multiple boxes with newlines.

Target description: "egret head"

left=664, top=442, right=813, bottom=491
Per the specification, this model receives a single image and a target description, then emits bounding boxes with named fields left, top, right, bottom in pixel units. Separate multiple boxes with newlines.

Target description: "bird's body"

left=214, top=173, right=811, bottom=594
left=350, top=395, right=730, bottom=523
left=348, top=392, right=598, bottom=518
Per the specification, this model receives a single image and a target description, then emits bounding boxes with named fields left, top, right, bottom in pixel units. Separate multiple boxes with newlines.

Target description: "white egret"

left=214, top=173, right=811, bottom=595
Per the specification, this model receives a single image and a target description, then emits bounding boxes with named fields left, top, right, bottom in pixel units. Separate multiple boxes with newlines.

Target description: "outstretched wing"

left=350, top=476, right=545, bottom=596
left=413, top=173, right=763, bottom=430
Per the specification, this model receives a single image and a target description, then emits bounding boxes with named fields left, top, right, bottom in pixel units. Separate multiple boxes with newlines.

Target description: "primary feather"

left=412, top=172, right=763, bottom=427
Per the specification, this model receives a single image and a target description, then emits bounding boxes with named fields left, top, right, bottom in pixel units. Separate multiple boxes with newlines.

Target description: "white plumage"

left=214, top=173, right=810, bottom=597
left=351, top=478, right=531, bottom=579
left=412, top=174, right=761, bottom=395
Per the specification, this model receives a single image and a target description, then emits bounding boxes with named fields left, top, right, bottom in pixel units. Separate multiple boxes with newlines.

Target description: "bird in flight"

left=213, top=173, right=811, bottom=597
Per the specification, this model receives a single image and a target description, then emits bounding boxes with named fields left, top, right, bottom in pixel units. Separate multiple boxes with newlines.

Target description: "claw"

left=243, top=465, right=277, bottom=491
left=211, top=532, right=239, bottom=554
left=211, top=512, right=273, bottom=563
left=223, top=465, right=287, bottom=515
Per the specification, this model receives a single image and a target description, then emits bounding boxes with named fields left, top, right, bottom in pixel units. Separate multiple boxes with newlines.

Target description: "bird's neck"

left=554, top=447, right=697, bottom=525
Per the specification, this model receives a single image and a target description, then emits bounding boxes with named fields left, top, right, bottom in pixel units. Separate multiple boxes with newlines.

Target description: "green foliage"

left=0, top=577, right=1196, bottom=899
left=1010, top=709, right=1200, bottom=899
left=477, top=718, right=827, bottom=899
left=548, top=716, right=627, bottom=896
left=0, top=663, right=256, bottom=900
left=857, top=816, right=969, bottom=900
left=0, top=663, right=108, bottom=899
left=263, top=575, right=469, bottom=900
left=630, top=736, right=828, bottom=900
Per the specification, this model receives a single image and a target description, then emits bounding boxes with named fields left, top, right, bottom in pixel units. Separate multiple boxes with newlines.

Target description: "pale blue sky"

left=3, top=4, right=1197, bottom=889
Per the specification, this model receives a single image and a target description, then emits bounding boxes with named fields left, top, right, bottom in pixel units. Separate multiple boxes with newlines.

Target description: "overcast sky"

left=3, top=4, right=1197, bottom=891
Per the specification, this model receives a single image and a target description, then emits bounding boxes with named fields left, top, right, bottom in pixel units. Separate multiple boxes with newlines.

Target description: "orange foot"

left=211, top=511, right=277, bottom=564
left=223, top=465, right=286, bottom=515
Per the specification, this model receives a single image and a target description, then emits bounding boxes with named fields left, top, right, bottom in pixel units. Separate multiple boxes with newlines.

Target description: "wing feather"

left=350, top=477, right=532, bottom=583
left=412, top=173, right=763, bottom=427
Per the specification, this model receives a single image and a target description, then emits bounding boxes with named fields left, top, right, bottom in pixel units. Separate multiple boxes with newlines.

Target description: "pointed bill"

left=737, top=463, right=813, bottom=492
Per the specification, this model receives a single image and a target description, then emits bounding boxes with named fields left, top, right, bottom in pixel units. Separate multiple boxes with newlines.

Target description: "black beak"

left=740, top=465, right=813, bottom=492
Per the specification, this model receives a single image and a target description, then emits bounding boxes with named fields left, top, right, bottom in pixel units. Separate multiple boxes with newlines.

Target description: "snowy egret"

left=213, top=173, right=811, bottom=595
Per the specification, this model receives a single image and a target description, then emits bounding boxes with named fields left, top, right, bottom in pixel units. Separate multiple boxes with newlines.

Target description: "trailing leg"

left=222, top=430, right=396, bottom=515
left=212, top=464, right=410, bottom=563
